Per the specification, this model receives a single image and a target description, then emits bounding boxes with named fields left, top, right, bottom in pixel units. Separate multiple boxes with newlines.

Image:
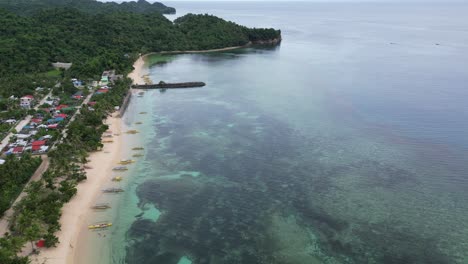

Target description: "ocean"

left=82, top=1, right=468, bottom=263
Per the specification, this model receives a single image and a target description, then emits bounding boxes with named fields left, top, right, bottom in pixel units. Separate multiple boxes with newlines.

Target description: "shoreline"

left=128, top=44, right=252, bottom=85
left=30, top=114, right=123, bottom=264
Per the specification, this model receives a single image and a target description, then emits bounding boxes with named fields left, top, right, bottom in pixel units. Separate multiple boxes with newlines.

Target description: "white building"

left=20, top=95, right=34, bottom=109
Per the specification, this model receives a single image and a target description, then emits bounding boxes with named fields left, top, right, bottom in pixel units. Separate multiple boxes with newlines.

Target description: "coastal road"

left=0, top=155, right=50, bottom=236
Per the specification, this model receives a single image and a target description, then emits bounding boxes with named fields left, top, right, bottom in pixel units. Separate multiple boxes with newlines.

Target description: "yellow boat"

left=132, top=147, right=144, bottom=150
left=118, top=159, right=135, bottom=165
left=102, top=140, right=114, bottom=143
left=88, top=222, right=112, bottom=230
left=112, top=176, right=123, bottom=182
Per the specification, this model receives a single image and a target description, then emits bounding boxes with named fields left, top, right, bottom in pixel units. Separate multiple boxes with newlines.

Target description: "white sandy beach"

left=127, top=56, right=147, bottom=85
left=30, top=114, right=123, bottom=264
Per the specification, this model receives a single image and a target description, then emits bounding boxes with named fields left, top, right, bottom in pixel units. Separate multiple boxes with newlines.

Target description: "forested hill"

left=0, top=8, right=281, bottom=82
left=0, top=0, right=176, bottom=15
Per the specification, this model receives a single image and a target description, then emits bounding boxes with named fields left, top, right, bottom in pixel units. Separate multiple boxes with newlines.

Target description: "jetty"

left=132, top=81, right=205, bottom=89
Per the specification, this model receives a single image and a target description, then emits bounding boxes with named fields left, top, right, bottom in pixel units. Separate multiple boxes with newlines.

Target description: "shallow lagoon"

left=111, top=2, right=468, bottom=263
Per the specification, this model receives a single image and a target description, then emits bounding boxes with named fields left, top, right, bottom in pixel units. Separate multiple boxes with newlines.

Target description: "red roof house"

left=56, top=104, right=69, bottom=111
left=97, top=89, right=109, bottom=93
left=56, top=114, right=68, bottom=119
left=48, top=124, right=59, bottom=129
left=32, top=145, right=41, bottom=151
left=13, top=147, right=24, bottom=154
left=32, top=140, right=46, bottom=147
left=31, top=118, right=43, bottom=124
left=88, top=101, right=97, bottom=106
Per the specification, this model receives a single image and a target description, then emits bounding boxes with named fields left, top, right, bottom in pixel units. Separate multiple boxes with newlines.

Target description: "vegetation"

left=0, top=0, right=176, bottom=16
left=0, top=154, right=42, bottom=217
left=0, top=9, right=281, bottom=80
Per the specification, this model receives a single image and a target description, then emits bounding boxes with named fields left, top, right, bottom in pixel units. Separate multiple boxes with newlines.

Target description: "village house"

left=20, top=95, right=34, bottom=109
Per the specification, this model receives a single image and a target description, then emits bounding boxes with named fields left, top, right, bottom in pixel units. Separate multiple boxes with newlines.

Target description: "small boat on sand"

left=102, top=140, right=114, bottom=143
left=132, top=154, right=144, bottom=157
left=132, top=147, right=144, bottom=150
left=102, top=188, right=124, bottom=193
left=112, top=166, right=128, bottom=171
left=126, top=130, right=139, bottom=134
left=91, top=203, right=111, bottom=210
left=118, top=159, right=135, bottom=165
left=88, top=222, right=112, bottom=229
left=103, top=134, right=113, bottom=138
left=112, top=176, right=123, bottom=182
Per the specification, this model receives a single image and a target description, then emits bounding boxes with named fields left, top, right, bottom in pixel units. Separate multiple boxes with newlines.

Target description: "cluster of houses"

left=2, top=110, right=70, bottom=155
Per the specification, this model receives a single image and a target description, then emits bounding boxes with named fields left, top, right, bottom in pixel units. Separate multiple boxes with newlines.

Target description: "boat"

left=102, top=140, right=114, bottom=143
left=125, top=130, right=139, bottom=134
left=112, top=176, right=123, bottom=182
left=132, top=147, right=144, bottom=150
left=91, top=203, right=111, bottom=209
left=112, top=166, right=128, bottom=171
left=132, top=154, right=144, bottom=157
left=135, top=122, right=143, bottom=125
left=88, top=222, right=112, bottom=229
left=103, top=134, right=113, bottom=138
left=102, top=188, right=124, bottom=193
left=139, top=112, right=148, bottom=114
left=118, top=159, right=135, bottom=165
left=112, top=176, right=123, bottom=181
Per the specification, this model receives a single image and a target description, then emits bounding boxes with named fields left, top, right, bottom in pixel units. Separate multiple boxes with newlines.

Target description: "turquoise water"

left=109, top=2, right=468, bottom=264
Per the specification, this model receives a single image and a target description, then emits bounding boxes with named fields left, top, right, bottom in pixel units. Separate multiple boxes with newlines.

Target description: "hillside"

left=0, top=0, right=176, bottom=15
left=0, top=8, right=281, bottom=86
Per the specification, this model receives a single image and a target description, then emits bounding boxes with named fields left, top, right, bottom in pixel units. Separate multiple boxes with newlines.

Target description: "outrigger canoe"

left=118, top=159, right=135, bottom=165
left=132, top=147, right=144, bottom=150
left=112, top=176, right=123, bottom=182
left=102, top=188, right=124, bottom=193
left=88, top=222, right=112, bottom=230
left=132, top=154, right=144, bottom=158
left=91, top=203, right=111, bottom=209
left=112, top=166, right=128, bottom=171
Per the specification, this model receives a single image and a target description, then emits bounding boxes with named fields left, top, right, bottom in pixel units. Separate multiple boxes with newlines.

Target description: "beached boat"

left=102, top=188, right=124, bottom=193
left=118, top=159, right=135, bottom=165
left=88, top=222, right=112, bottom=229
left=103, top=134, right=113, bottom=138
left=112, top=166, right=128, bottom=171
left=132, top=154, right=144, bottom=157
left=112, top=176, right=123, bottom=182
left=91, top=203, right=111, bottom=210
left=126, top=130, right=139, bottom=134
left=102, top=140, right=114, bottom=143
left=132, top=147, right=144, bottom=150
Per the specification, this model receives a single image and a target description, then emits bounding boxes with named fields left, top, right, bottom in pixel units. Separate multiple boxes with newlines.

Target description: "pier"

left=132, top=81, right=206, bottom=89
